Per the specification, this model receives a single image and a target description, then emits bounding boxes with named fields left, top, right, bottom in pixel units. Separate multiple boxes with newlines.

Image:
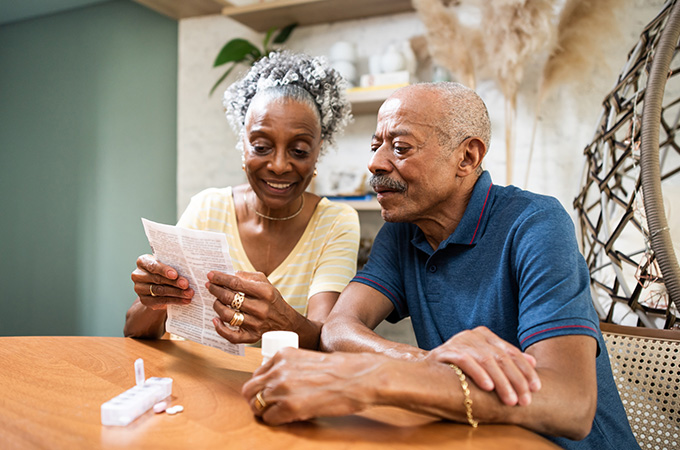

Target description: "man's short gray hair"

left=223, top=51, right=352, bottom=155
left=419, top=82, right=491, bottom=153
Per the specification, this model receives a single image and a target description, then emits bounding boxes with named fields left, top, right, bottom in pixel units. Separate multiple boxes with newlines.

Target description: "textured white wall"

left=178, top=1, right=665, bottom=221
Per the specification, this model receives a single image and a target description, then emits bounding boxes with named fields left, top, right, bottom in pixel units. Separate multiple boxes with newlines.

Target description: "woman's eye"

left=250, top=144, right=270, bottom=154
left=291, top=147, right=310, bottom=158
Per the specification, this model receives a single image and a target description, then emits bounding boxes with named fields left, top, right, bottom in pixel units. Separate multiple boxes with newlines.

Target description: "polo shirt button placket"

left=428, top=265, right=437, bottom=273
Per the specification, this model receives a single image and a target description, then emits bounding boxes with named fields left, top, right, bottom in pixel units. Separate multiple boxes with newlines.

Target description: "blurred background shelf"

left=326, top=196, right=381, bottom=211
left=341, top=199, right=381, bottom=211
left=221, top=0, right=415, bottom=32
left=346, top=84, right=406, bottom=115
left=133, top=0, right=224, bottom=19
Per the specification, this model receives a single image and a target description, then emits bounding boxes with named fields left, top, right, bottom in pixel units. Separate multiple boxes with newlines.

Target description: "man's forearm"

left=320, top=316, right=426, bottom=360
left=374, top=358, right=595, bottom=440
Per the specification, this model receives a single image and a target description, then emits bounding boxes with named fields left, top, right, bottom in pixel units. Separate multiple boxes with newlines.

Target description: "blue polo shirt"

left=353, top=171, right=639, bottom=450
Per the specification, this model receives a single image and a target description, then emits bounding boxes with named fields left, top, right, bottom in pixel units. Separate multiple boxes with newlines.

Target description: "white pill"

left=153, top=401, right=167, bottom=413
left=166, top=405, right=184, bottom=415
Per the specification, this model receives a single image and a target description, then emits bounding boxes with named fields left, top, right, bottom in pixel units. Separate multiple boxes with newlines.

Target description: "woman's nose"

left=268, top=149, right=291, bottom=174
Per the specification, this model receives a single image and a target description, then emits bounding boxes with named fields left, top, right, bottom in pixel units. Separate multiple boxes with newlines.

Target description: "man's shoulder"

left=491, top=184, right=567, bottom=220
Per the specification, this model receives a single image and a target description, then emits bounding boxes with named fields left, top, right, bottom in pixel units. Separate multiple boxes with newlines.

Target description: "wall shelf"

left=338, top=199, right=381, bottom=211
left=221, top=0, right=414, bottom=32
left=133, top=0, right=225, bottom=19
left=347, top=84, right=406, bottom=115
left=134, top=0, right=414, bottom=26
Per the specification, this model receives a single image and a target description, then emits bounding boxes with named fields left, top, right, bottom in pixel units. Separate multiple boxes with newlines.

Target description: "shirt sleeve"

left=308, top=204, right=361, bottom=297
left=176, top=189, right=215, bottom=230
left=352, top=222, right=409, bottom=322
left=513, top=200, right=600, bottom=352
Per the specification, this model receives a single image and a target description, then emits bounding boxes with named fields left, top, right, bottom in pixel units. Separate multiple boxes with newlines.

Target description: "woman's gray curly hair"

left=223, top=51, right=352, bottom=155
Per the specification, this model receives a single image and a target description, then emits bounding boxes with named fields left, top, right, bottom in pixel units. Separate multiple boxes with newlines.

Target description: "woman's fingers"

left=132, top=254, right=193, bottom=309
left=212, top=316, right=260, bottom=344
left=134, top=254, right=190, bottom=289
left=134, top=283, right=193, bottom=309
left=207, top=270, right=293, bottom=344
left=207, top=271, right=273, bottom=302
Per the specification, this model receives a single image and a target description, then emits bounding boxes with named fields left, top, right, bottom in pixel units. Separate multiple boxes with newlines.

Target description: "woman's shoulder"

left=315, top=197, right=359, bottom=221
left=190, top=186, right=234, bottom=202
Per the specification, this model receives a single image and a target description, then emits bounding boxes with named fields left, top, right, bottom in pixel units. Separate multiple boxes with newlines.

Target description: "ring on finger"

left=229, top=311, right=245, bottom=328
left=231, top=291, right=245, bottom=310
left=255, top=390, right=269, bottom=411
left=149, top=285, right=157, bottom=297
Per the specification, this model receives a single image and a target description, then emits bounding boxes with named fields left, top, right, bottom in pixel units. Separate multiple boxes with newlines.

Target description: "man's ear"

left=458, top=138, right=486, bottom=176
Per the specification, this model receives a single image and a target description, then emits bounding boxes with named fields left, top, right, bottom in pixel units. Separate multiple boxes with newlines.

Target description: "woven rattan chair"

left=600, top=322, right=680, bottom=449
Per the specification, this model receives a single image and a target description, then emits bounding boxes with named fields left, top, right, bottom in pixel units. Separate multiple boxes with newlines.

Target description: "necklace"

left=243, top=189, right=305, bottom=221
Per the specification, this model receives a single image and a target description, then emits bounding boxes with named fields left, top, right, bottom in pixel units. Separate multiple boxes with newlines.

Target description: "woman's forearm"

left=123, top=298, right=167, bottom=338
left=291, top=315, right=323, bottom=350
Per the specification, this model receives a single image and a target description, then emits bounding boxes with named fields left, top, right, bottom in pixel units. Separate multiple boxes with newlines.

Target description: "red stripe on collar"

left=469, top=183, right=493, bottom=245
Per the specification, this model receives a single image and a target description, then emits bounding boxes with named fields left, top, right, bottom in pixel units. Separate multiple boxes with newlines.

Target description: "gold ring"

left=231, top=291, right=245, bottom=310
left=149, top=285, right=157, bottom=297
left=229, top=311, right=244, bottom=327
left=255, top=390, right=268, bottom=411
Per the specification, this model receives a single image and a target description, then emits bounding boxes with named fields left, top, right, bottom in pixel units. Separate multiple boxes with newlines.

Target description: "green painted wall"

left=0, top=0, right=177, bottom=336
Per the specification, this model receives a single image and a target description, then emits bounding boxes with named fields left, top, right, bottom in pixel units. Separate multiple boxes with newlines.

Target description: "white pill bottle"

left=261, top=331, right=299, bottom=365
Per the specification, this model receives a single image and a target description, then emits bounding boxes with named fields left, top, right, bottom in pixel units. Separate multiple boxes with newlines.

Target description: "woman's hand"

left=131, top=254, right=194, bottom=310
left=425, top=326, right=541, bottom=406
left=208, top=270, right=305, bottom=345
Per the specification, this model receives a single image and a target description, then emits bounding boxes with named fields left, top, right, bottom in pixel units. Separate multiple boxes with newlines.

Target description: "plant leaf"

left=209, top=64, right=238, bottom=96
left=213, top=38, right=261, bottom=67
left=248, top=48, right=263, bottom=62
left=263, top=27, right=276, bottom=52
left=273, top=23, right=298, bottom=44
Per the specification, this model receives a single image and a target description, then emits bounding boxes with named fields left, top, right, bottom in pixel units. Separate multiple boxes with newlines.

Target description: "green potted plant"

left=210, top=23, right=297, bottom=95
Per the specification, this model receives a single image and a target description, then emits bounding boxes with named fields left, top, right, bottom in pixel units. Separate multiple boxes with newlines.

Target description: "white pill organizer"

left=101, top=358, right=173, bottom=426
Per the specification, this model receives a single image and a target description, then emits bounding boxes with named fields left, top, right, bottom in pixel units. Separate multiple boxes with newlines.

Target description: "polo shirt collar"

left=412, top=171, right=494, bottom=253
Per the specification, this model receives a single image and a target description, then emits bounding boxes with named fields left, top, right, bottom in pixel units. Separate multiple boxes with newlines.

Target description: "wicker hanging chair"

left=575, top=0, right=680, bottom=329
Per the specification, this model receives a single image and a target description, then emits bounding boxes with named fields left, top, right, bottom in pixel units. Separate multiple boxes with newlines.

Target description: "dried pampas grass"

left=525, top=0, right=627, bottom=188
left=481, top=0, right=555, bottom=184
left=540, top=0, right=625, bottom=101
left=481, top=0, right=554, bottom=101
left=413, top=0, right=480, bottom=88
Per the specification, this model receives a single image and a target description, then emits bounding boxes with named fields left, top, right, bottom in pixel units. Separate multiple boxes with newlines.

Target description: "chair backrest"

left=600, top=322, right=680, bottom=450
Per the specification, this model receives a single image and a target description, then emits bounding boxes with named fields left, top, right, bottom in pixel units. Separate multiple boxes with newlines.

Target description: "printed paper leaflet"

left=142, top=218, right=244, bottom=356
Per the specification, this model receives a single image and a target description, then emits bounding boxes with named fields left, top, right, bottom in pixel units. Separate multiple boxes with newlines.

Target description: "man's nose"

left=368, top=145, right=391, bottom=174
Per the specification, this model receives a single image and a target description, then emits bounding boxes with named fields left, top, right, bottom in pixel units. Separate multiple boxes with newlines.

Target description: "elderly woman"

left=124, top=51, right=359, bottom=349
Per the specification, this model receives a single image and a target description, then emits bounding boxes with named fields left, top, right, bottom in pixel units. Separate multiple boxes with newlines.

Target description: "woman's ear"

left=458, top=138, right=486, bottom=176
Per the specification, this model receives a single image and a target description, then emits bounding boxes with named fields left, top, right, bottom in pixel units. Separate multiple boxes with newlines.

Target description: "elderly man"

left=242, top=83, right=639, bottom=450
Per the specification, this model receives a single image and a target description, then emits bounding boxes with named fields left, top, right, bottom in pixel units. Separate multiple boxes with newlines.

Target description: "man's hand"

left=426, top=326, right=541, bottom=406
left=242, top=348, right=383, bottom=425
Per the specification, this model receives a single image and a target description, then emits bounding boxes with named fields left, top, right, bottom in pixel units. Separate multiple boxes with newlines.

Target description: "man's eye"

left=394, top=146, right=410, bottom=154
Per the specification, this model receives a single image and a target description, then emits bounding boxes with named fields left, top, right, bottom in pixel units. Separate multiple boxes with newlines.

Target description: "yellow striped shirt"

left=176, top=187, right=360, bottom=316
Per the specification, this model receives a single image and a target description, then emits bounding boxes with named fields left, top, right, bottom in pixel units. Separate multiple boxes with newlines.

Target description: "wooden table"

left=0, top=337, right=560, bottom=449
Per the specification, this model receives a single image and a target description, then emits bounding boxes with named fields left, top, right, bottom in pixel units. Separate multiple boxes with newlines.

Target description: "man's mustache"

left=369, top=175, right=407, bottom=193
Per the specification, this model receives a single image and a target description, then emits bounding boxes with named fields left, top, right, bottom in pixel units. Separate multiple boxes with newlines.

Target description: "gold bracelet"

left=449, top=364, right=479, bottom=428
